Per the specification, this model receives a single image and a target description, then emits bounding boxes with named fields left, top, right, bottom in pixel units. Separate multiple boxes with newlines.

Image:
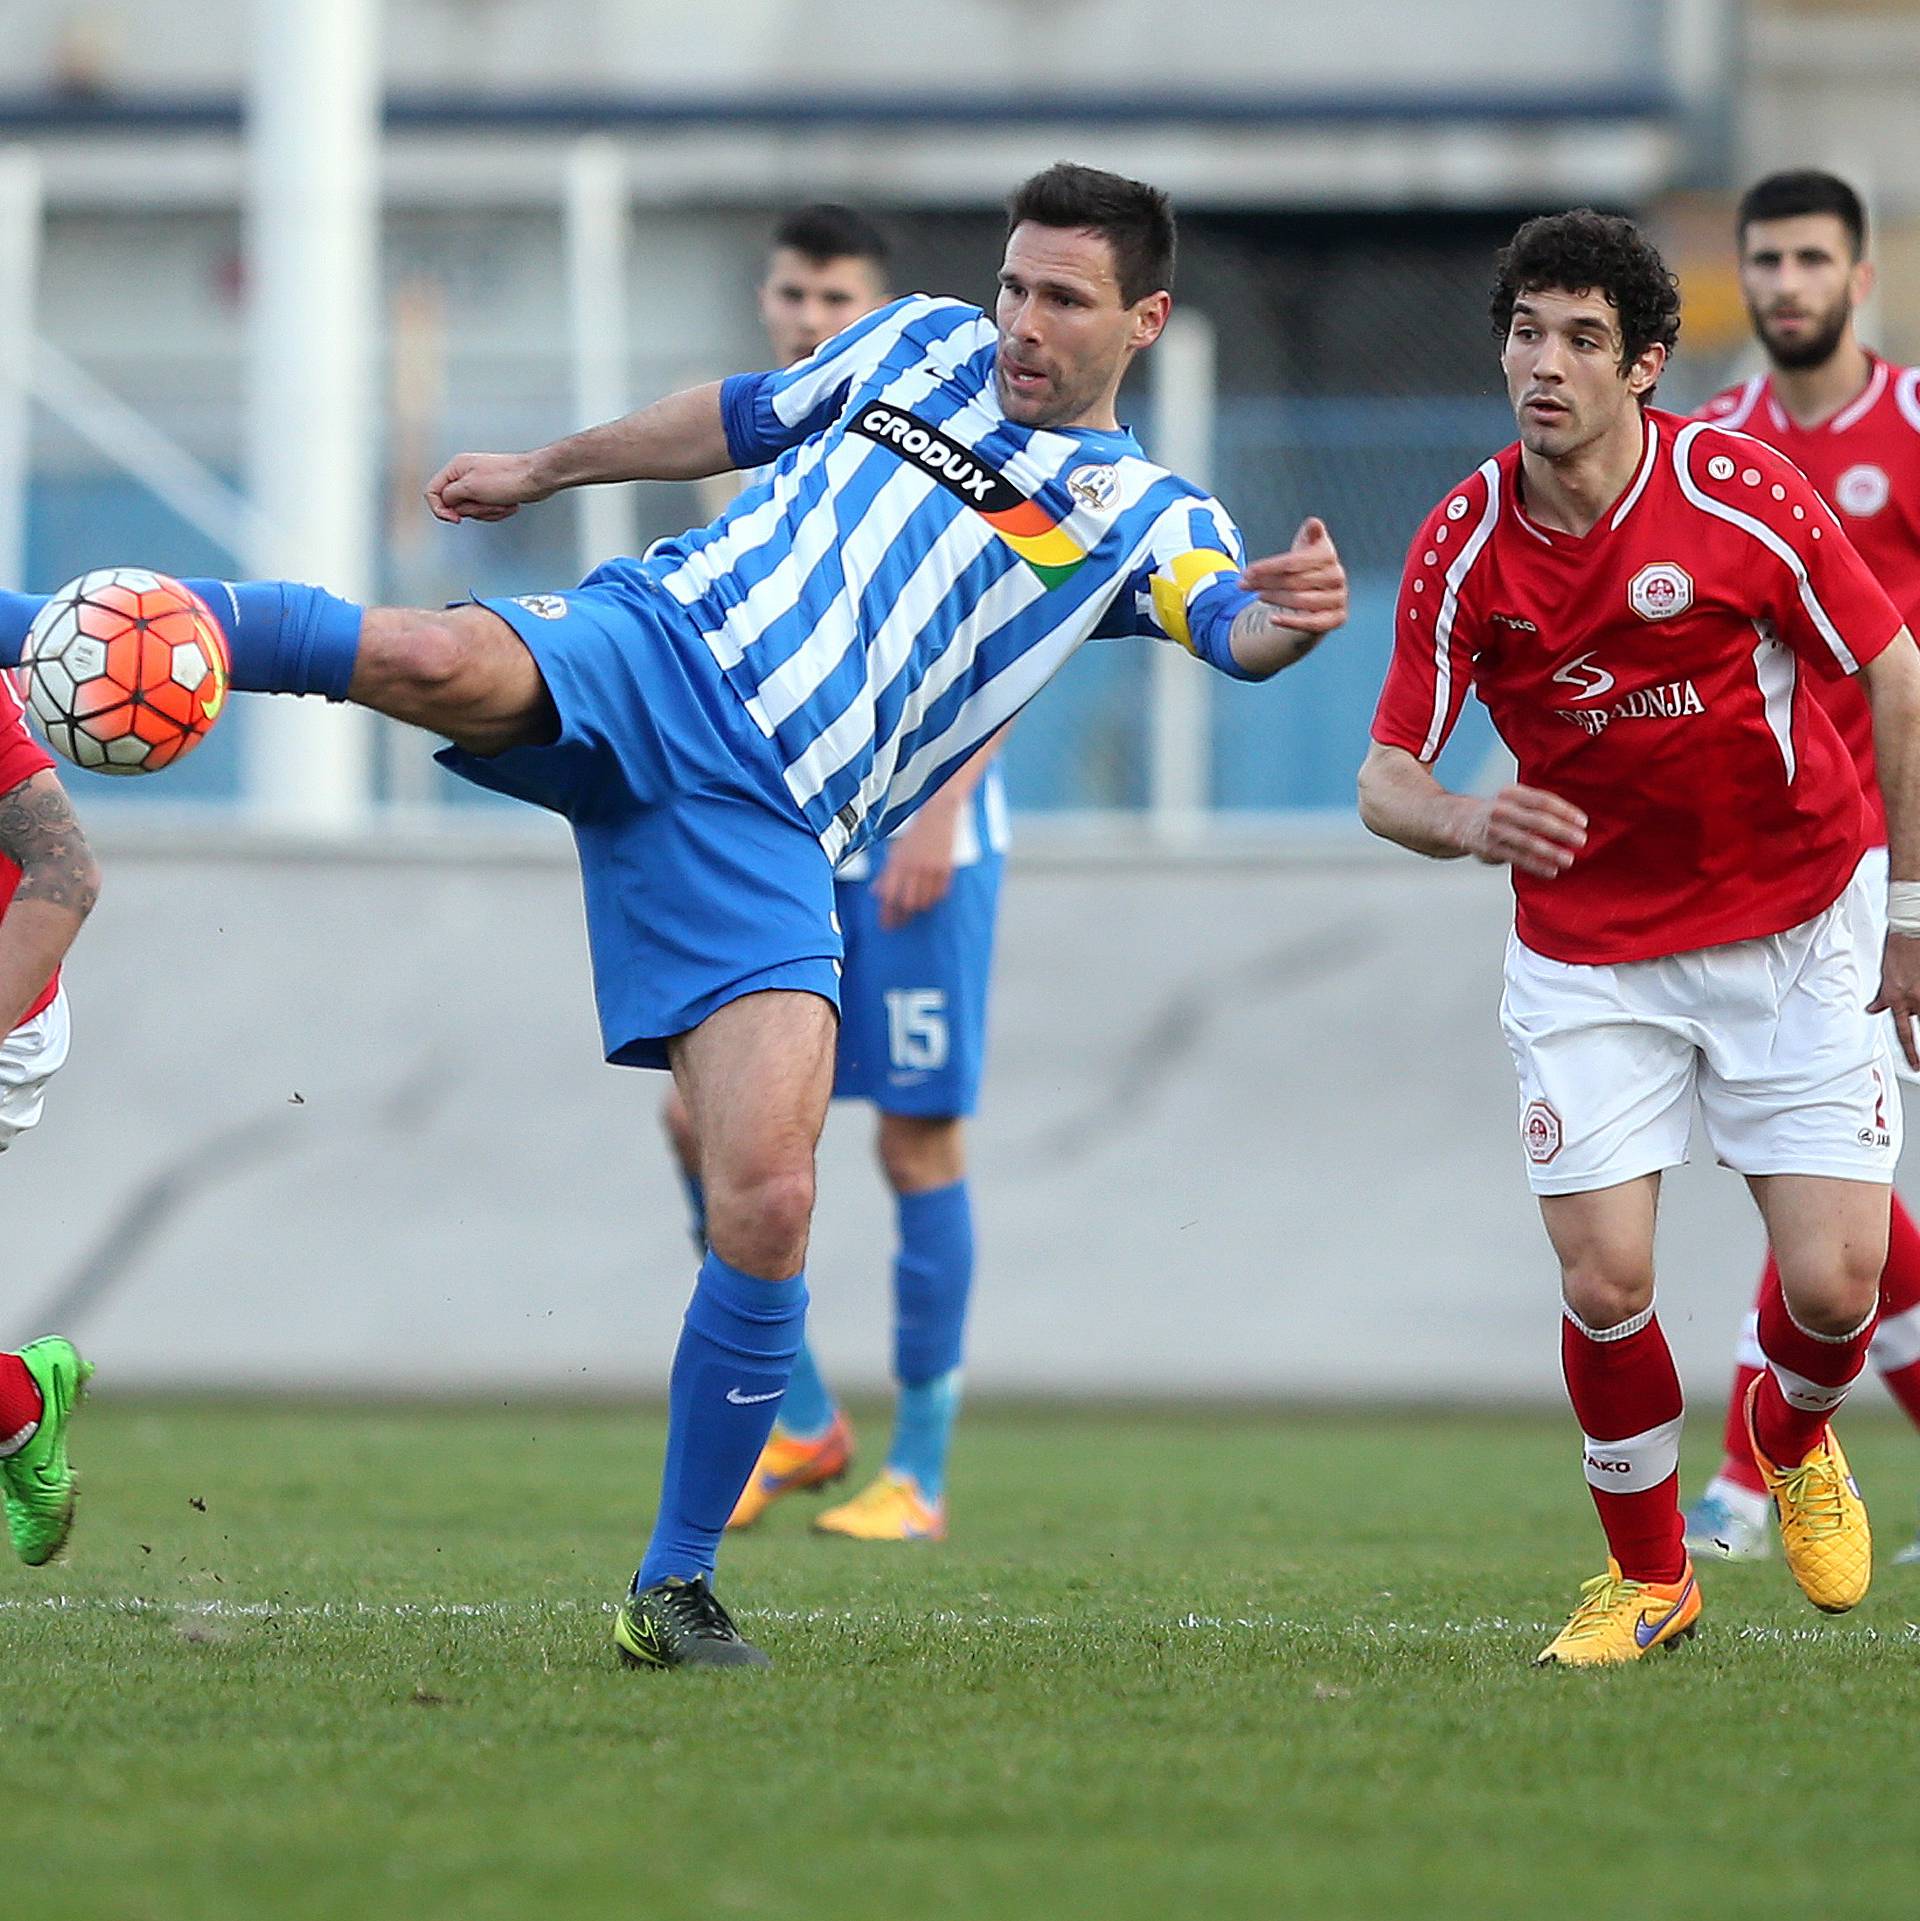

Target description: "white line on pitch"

left=0, top=1595, right=1912, bottom=1643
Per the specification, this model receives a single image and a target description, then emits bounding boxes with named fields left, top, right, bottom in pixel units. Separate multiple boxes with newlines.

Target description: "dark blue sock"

left=888, top=1179, right=973, bottom=1498
left=181, top=579, right=364, bottom=700
left=678, top=1169, right=709, bottom=1255
left=636, top=1253, right=807, bottom=1588
left=0, top=592, right=47, bottom=666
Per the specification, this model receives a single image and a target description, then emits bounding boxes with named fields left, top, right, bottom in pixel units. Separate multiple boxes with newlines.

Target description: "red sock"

left=1752, top=1273, right=1876, bottom=1468
left=1562, top=1306, right=1687, bottom=1584
left=1873, top=1192, right=1920, bottom=1428
left=0, top=1352, right=43, bottom=1453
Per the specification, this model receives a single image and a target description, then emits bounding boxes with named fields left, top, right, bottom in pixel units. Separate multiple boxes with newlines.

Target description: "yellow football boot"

left=812, top=1470, right=946, bottom=1542
left=725, top=1410, right=854, bottom=1530
left=1533, top=1558, right=1701, bottom=1667
left=1744, top=1376, right=1870, bottom=1614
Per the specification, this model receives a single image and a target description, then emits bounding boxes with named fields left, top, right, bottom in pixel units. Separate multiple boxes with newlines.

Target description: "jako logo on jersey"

left=513, top=594, right=568, bottom=620
left=851, top=403, right=1088, bottom=589
left=1550, top=650, right=1615, bottom=701
left=1523, top=1099, right=1562, bottom=1163
left=1628, top=563, right=1693, bottom=621
left=1836, top=463, right=1891, bottom=517
left=1489, top=611, right=1538, bottom=633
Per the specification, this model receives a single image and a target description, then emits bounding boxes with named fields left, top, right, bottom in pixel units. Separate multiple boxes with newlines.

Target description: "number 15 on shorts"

left=885, top=989, right=950, bottom=1071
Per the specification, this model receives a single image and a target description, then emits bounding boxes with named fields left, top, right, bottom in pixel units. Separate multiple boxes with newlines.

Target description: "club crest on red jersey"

left=1522, top=1099, right=1563, bottom=1164
left=1627, top=563, right=1693, bottom=622
left=1835, top=463, right=1891, bottom=518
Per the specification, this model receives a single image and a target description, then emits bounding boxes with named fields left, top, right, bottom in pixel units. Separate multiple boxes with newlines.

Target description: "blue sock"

left=679, top=1169, right=709, bottom=1254
left=889, top=1370, right=964, bottom=1500
left=180, top=579, right=364, bottom=700
left=887, top=1179, right=973, bottom=1499
left=636, top=1252, right=807, bottom=1589
left=0, top=592, right=47, bottom=666
left=776, top=1339, right=836, bottom=1440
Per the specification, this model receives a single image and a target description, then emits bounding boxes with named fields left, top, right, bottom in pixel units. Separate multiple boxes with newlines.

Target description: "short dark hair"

left=770, top=204, right=891, bottom=272
left=1737, top=169, right=1867, bottom=259
left=1490, top=209, right=1681, bottom=378
left=1005, top=161, right=1175, bottom=306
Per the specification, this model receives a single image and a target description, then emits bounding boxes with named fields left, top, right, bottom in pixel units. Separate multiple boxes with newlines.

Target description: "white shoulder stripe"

left=1717, top=375, right=1764, bottom=431
left=1672, top=419, right=1859, bottom=674
left=1896, top=365, right=1920, bottom=437
left=1609, top=418, right=1660, bottom=531
left=1422, top=462, right=1501, bottom=761
left=1832, top=358, right=1889, bottom=434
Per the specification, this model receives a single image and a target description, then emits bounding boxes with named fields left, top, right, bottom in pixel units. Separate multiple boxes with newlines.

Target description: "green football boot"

left=2, top=1337, right=94, bottom=1566
left=613, top=1576, right=770, bottom=1670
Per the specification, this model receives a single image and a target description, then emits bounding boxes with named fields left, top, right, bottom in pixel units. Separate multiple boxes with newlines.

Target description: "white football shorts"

left=0, top=986, right=70, bottom=1151
left=1501, top=856, right=1900, bottom=1196
left=1856, top=844, right=1920, bottom=1086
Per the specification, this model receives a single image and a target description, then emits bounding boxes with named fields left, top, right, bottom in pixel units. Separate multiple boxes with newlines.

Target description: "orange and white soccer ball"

left=20, top=568, right=230, bottom=774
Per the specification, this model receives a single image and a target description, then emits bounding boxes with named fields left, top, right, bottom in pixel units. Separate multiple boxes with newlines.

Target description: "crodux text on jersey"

left=640, top=294, right=1259, bottom=862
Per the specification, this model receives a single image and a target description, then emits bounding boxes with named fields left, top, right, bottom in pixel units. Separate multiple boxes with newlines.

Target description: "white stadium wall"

left=9, top=839, right=1892, bottom=1407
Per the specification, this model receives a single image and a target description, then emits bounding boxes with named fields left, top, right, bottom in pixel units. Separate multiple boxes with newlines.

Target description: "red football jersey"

left=1371, top=408, right=1902, bottom=965
left=1698, top=355, right=1920, bottom=844
left=0, top=670, right=60, bottom=1029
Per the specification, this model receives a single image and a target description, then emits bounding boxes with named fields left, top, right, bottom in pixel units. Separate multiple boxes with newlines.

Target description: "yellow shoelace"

left=1773, top=1455, right=1849, bottom=1539
left=1559, top=1570, right=1640, bottom=1641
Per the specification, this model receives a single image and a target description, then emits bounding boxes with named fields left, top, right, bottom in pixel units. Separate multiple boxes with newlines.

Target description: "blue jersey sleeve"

left=720, top=294, right=985, bottom=469
left=1105, top=497, right=1260, bottom=679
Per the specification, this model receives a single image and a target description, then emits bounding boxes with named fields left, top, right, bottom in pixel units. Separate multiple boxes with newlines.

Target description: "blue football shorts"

left=436, top=569, right=842, bottom=1069
left=831, top=845, right=1004, bottom=1117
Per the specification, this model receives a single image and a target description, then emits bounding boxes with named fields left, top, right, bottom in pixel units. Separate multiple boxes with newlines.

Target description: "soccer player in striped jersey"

left=1362, top=209, right=1920, bottom=1665
left=0, top=671, right=100, bottom=1565
left=659, top=205, right=1011, bottom=1544
left=0, top=163, right=1347, bottom=1666
left=1683, top=170, right=1920, bottom=1567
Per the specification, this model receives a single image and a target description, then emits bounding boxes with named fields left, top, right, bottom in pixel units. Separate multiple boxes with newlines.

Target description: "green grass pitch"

left=4, top=1398, right=1920, bottom=1920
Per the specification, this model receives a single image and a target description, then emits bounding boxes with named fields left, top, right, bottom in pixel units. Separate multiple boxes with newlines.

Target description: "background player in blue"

left=0, top=162, right=1349, bottom=1669
left=658, top=206, right=1010, bottom=1544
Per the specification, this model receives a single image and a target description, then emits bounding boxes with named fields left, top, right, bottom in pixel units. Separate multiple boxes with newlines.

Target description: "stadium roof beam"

left=13, top=92, right=1687, bottom=213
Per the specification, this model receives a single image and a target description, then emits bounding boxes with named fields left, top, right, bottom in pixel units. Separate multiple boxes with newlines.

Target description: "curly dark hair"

left=1489, top=209, right=1681, bottom=380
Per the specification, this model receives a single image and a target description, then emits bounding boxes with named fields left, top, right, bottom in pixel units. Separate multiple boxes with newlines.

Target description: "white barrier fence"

left=7, top=838, right=1872, bottom=1406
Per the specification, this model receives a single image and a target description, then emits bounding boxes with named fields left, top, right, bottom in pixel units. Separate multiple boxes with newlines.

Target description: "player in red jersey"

left=1359, top=209, right=1920, bottom=1664
left=0, top=667, right=100, bottom=1564
left=1682, top=171, right=1920, bottom=1567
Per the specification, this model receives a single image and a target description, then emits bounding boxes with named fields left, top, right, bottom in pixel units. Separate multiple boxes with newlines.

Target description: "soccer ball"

left=19, top=569, right=230, bottom=775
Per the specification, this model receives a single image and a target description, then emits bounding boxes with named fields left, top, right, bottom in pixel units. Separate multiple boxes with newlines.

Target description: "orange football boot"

left=726, top=1410, right=854, bottom=1529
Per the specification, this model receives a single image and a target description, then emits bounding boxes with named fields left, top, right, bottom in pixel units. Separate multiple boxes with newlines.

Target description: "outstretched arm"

left=1357, top=740, right=1586, bottom=874
left=0, top=770, right=99, bottom=1033
left=426, top=381, right=733, bottom=524
left=1228, top=518, right=1349, bottom=678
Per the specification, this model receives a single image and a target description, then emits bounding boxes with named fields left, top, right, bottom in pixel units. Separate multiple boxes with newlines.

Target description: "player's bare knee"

left=1560, top=1259, right=1655, bottom=1332
left=1777, top=1258, right=1881, bottom=1338
left=706, top=1165, right=815, bottom=1276
left=876, top=1113, right=964, bottom=1192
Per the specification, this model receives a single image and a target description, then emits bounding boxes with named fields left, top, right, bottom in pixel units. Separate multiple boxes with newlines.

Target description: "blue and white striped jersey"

left=834, top=756, right=1010, bottom=883
left=643, top=293, right=1259, bottom=864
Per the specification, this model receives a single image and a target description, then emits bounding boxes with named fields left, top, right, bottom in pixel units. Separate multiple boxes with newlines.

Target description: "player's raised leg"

left=614, top=989, right=835, bottom=1671
left=4, top=585, right=553, bottom=758
left=815, top=1112, right=970, bottom=1542
left=1741, top=1173, right=1884, bottom=1612
left=1533, top=1176, right=1700, bottom=1667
